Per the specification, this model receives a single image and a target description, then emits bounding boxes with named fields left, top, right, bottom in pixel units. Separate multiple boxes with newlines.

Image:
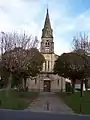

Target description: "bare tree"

left=72, top=33, right=90, bottom=54
left=0, top=32, right=39, bottom=53
left=72, top=32, right=90, bottom=93
left=0, top=31, right=39, bottom=93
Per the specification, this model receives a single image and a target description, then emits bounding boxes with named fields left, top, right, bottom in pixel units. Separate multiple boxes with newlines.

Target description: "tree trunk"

left=80, top=79, right=84, bottom=97
left=72, top=83, right=75, bottom=93
left=7, top=73, right=12, bottom=89
left=72, top=80, right=76, bottom=93
left=61, top=77, right=63, bottom=92
left=22, top=78, right=26, bottom=90
left=22, top=78, right=25, bottom=89
left=24, top=78, right=26, bottom=89
left=85, top=78, right=88, bottom=92
left=6, top=73, right=12, bottom=97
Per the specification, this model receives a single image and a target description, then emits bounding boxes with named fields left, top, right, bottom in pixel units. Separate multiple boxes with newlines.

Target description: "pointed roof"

left=44, top=8, right=51, bottom=29
left=42, top=8, right=53, bottom=38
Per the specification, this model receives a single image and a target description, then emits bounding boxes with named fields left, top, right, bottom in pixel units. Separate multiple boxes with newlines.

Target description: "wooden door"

left=44, top=80, right=51, bottom=92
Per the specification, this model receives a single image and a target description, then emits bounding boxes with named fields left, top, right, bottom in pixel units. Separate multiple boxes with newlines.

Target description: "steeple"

left=40, top=8, right=54, bottom=53
left=44, top=8, right=51, bottom=29
left=42, top=8, right=53, bottom=38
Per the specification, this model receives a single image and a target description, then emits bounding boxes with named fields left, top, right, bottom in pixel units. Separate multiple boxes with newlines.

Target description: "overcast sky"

left=0, top=0, right=90, bottom=55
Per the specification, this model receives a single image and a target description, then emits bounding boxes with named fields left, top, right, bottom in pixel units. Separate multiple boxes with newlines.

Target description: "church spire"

left=42, top=8, right=53, bottom=38
left=44, top=8, right=51, bottom=29
left=40, top=8, right=54, bottom=53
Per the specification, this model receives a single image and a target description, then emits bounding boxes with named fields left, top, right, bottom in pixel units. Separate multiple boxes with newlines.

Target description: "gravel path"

left=25, top=92, right=74, bottom=114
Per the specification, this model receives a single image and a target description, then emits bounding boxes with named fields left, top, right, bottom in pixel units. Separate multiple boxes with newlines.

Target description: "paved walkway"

left=25, top=92, right=74, bottom=114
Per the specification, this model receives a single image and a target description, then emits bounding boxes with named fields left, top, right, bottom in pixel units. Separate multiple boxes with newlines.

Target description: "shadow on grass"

left=0, top=90, right=39, bottom=110
left=56, top=91, right=90, bottom=115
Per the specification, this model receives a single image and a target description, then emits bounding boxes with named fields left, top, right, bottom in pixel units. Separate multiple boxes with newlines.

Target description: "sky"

left=0, top=0, right=90, bottom=55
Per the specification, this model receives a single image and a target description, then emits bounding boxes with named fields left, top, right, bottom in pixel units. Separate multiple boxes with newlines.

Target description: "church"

left=27, top=9, right=66, bottom=92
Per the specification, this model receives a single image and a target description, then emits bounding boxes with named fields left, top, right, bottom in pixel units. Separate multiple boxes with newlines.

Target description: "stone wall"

left=26, top=74, right=66, bottom=92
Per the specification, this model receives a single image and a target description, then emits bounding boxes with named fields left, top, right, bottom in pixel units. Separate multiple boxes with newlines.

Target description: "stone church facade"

left=26, top=9, right=66, bottom=92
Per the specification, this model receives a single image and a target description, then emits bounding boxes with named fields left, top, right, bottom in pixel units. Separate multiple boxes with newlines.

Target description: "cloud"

left=0, top=0, right=41, bottom=31
left=0, top=0, right=90, bottom=55
left=49, top=7, right=90, bottom=55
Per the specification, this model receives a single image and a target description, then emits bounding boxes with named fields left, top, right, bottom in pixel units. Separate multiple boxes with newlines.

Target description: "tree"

left=0, top=42, right=45, bottom=91
left=0, top=32, right=40, bottom=91
left=54, top=52, right=88, bottom=93
left=18, top=48, right=45, bottom=89
left=0, top=32, right=38, bottom=53
left=72, top=33, right=90, bottom=93
left=1, top=47, right=27, bottom=90
left=26, top=48, right=45, bottom=77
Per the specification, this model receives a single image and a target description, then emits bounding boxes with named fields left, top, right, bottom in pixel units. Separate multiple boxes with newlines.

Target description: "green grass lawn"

left=56, top=91, right=90, bottom=115
left=0, top=89, right=39, bottom=110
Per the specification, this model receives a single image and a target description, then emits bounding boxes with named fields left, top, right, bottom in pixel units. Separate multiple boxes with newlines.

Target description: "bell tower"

left=40, top=8, right=54, bottom=53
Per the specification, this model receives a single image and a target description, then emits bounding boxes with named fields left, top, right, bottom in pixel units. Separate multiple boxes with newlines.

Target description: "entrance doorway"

left=43, top=80, right=51, bottom=92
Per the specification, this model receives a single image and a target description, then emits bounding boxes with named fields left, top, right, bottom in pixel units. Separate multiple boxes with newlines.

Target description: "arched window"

left=45, top=40, right=49, bottom=47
